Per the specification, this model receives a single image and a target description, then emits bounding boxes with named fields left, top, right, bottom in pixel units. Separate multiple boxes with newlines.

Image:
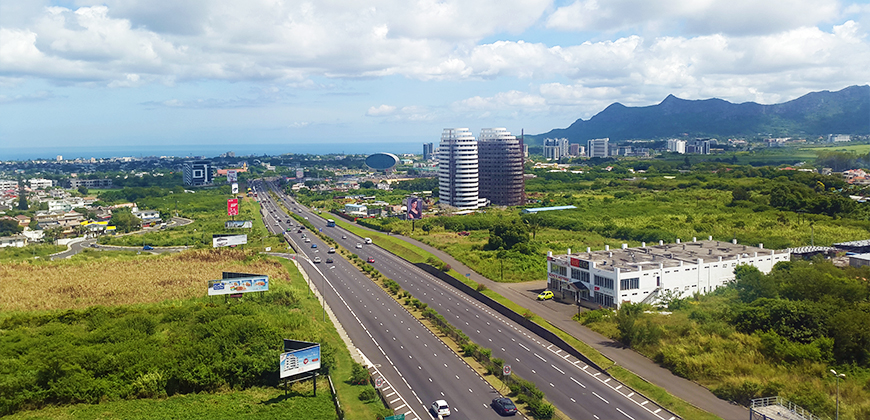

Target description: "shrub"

left=349, top=362, right=369, bottom=385
left=476, top=283, right=488, bottom=292
left=358, top=386, right=378, bottom=401
left=441, top=263, right=451, bottom=272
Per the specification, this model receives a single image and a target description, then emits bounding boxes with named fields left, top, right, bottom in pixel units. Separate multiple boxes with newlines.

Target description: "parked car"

left=537, top=290, right=554, bottom=301
left=430, top=400, right=450, bottom=417
left=491, top=397, right=518, bottom=416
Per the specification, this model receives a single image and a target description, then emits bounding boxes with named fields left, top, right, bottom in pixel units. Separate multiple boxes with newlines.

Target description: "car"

left=355, top=243, right=363, bottom=249
left=304, top=216, right=309, bottom=220
left=313, top=257, right=321, bottom=263
left=367, top=257, right=375, bottom=263
left=297, top=229, right=302, bottom=233
left=341, top=235, right=347, bottom=239
left=537, top=290, right=554, bottom=301
left=311, top=244, right=317, bottom=248
left=364, top=237, right=372, bottom=244
left=304, top=238, right=311, bottom=243
left=328, top=248, right=335, bottom=254
left=143, top=245, right=154, bottom=250
left=491, top=397, right=518, bottom=416
left=326, top=258, right=334, bottom=263
left=430, top=400, right=450, bottom=417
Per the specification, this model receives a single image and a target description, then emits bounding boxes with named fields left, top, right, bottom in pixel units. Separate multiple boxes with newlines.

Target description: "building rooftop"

left=522, top=205, right=577, bottom=213
left=552, top=239, right=787, bottom=273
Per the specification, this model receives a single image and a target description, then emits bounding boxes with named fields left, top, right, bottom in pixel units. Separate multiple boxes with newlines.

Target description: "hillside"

left=532, top=85, right=870, bottom=144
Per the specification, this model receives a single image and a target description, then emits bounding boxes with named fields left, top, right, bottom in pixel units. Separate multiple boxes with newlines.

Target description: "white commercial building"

left=438, top=128, right=486, bottom=210
left=546, top=238, right=791, bottom=308
left=29, top=178, right=54, bottom=189
left=542, top=138, right=570, bottom=160
left=0, top=180, right=18, bottom=191
left=667, top=139, right=686, bottom=154
left=586, top=138, right=610, bottom=158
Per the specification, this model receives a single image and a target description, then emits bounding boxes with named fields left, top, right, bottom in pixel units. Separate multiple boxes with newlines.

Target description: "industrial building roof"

left=522, top=205, right=577, bottom=213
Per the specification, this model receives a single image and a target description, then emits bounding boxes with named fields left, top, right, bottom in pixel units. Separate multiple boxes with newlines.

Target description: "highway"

left=261, top=179, right=679, bottom=420
left=253, top=181, right=509, bottom=420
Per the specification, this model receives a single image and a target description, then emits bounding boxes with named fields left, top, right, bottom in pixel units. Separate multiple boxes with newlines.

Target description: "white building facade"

left=29, top=178, right=54, bottom=189
left=542, top=138, right=570, bottom=160
left=586, top=138, right=610, bottom=158
left=667, top=139, right=686, bottom=154
left=438, top=128, right=485, bottom=210
left=546, top=238, right=791, bottom=308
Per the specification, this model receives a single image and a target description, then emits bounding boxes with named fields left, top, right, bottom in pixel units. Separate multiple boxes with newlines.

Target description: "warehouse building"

left=546, top=238, right=791, bottom=308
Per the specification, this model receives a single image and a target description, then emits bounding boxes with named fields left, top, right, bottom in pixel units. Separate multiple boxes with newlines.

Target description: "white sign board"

left=227, top=170, right=238, bottom=183
left=280, top=344, right=321, bottom=378
left=207, top=276, right=269, bottom=296
left=212, top=234, right=248, bottom=248
left=231, top=183, right=239, bottom=194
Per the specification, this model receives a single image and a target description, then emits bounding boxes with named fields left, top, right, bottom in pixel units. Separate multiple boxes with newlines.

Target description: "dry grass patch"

left=0, top=249, right=291, bottom=312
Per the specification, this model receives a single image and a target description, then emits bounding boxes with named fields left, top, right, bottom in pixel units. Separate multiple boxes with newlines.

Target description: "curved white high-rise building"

left=438, top=128, right=482, bottom=209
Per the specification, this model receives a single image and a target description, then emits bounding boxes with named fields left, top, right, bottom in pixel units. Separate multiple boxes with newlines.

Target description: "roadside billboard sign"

left=231, top=183, right=239, bottom=194
left=208, top=275, right=268, bottom=296
left=225, top=220, right=253, bottom=229
left=227, top=198, right=239, bottom=216
left=280, top=341, right=321, bottom=379
left=296, top=169, right=304, bottom=179
left=212, top=234, right=247, bottom=247
left=405, top=196, right=424, bottom=220
left=227, top=170, right=238, bottom=183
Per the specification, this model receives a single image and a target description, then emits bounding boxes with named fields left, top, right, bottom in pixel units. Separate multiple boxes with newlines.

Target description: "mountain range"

left=531, top=85, right=870, bottom=144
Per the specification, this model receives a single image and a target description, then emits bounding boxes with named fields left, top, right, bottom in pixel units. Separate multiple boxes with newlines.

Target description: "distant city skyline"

left=2, top=0, right=869, bottom=156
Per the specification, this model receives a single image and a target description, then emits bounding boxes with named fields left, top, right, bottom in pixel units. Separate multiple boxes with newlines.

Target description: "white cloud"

left=366, top=104, right=397, bottom=116
left=453, top=91, right=547, bottom=111
left=546, top=0, right=841, bottom=36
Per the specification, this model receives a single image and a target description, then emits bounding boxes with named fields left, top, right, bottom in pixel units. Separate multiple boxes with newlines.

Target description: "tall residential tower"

left=438, top=128, right=485, bottom=210
left=478, top=128, right=525, bottom=206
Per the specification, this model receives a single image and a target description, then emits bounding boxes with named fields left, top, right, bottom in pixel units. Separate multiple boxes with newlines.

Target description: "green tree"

left=0, top=219, right=22, bottom=236
left=522, top=213, right=543, bottom=239
left=484, top=220, right=528, bottom=251
left=734, top=265, right=779, bottom=303
left=110, top=209, right=141, bottom=233
left=78, top=186, right=89, bottom=195
left=360, top=181, right=375, bottom=189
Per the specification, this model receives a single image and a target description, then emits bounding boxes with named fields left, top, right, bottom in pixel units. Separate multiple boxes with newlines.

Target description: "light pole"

left=830, top=369, right=845, bottom=420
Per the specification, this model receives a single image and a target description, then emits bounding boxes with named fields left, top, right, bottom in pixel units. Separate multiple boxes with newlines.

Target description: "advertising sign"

left=227, top=170, right=238, bottom=183
left=232, top=183, right=239, bottom=194
left=227, top=198, right=239, bottom=216
left=280, top=344, right=321, bottom=378
left=225, top=220, right=253, bottom=229
left=208, top=275, right=268, bottom=296
left=405, top=196, right=424, bottom=220
left=212, top=234, right=247, bottom=248
left=570, top=257, right=580, bottom=267
left=296, top=169, right=304, bottom=179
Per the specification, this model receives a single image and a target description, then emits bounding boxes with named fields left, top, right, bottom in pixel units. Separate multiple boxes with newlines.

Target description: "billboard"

left=280, top=341, right=321, bottom=379
left=226, top=220, right=253, bottom=229
left=296, top=169, right=304, bottom=179
left=405, top=196, right=424, bottom=220
left=231, top=183, right=239, bottom=194
left=208, top=275, right=268, bottom=296
left=227, top=170, right=238, bottom=183
left=213, top=234, right=247, bottom=247
left=227, top=198, right=239, bottom=216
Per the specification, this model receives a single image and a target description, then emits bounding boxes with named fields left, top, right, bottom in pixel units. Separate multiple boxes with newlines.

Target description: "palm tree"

left=523, top=213, right=542, bottom=240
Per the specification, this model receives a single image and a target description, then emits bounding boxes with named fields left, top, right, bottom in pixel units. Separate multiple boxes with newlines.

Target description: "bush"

left=349, top=362, right=369, bottom=385
left=358, top=386, right=378, bottom=401
left=476, top=283, right=488, bottom=292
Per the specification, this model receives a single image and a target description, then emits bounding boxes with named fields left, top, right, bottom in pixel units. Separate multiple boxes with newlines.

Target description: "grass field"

left=0, top=243, right=65, bottom=263
left=0, top=250, right=381, bottom=420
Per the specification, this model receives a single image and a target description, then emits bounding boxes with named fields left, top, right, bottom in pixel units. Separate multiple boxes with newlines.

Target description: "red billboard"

left=570, top=257, right=580, bottom=267
left=227, top=198, right=239, bottom=216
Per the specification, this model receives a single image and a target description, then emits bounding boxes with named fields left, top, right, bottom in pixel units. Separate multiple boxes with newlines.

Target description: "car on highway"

left=326, top=258, right=333, bottom=263
left=491, top=397, right=518, bottom=416
left=304, top=238, right=311, bottom=243
left=430, top=400, right=450, bottom=417
left=314, top=257, right=321, bottom=263
left=537, top=290, right=554, bottom=301
left=364, top=237, right=372, bottom=244
left=341, top=235, right=347, bottom=239
left=311, top=244, right=317, bottom=248
left=355, top=243, right=363, bottom=249
left=328, top=248, right=335, bottom=253
left=366, top=257, right=375, bottom=263
left=143, top=245, right=154, bottom=250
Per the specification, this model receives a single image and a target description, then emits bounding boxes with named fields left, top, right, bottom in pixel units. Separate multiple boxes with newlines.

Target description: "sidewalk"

left=365, top=226, right=747, bottom=420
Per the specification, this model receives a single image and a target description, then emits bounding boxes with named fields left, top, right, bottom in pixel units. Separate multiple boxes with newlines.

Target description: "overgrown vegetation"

left=577, top=259, right=870, bottom=419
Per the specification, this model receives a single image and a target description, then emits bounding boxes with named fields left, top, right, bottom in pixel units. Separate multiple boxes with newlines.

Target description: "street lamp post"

left=830, top=369, right=845, bottom=420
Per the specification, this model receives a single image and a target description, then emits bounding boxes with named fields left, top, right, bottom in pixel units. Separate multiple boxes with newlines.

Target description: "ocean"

left=0, top=142, right=423, bottom=161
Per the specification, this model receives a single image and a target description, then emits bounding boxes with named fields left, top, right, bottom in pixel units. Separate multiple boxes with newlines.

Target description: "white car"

left=328, top=248, right=335, bottom=254
left=313, top=256, right=321, bottom=263
left=305, top=238, right=311, bottom=243
left=430, top=400, right=450, bottom=417
left=355, top=243, right=363, bottom=249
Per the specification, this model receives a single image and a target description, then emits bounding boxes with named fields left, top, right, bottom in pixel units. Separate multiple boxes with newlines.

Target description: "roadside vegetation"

left=577, top=259, right=870, bottom=419
left=0, top=243, right=65, bottom=263
left=0, top=249, right=380, bottom=420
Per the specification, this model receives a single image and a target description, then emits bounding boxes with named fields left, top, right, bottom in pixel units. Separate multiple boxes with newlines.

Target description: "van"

left=364, top=238, right=372, bottom=244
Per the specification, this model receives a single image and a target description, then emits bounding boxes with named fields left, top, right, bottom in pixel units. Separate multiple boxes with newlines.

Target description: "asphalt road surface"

left=258, top=180, right=678, bottom=420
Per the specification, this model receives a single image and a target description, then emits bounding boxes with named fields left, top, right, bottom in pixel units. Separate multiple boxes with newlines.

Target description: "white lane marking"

left=592, top=392, right=609, bottom=404
left=616, top=407, right=635, bottom=420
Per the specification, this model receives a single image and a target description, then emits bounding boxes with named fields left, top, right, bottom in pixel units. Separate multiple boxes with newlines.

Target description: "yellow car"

left=537, top=290, right=554, bottom=301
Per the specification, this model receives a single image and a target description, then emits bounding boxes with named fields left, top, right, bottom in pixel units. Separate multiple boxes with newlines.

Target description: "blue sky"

left=1, top=0, right=869, bottom=158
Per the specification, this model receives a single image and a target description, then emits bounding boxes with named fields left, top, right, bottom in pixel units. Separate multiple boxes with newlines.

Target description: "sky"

left=1, top=0, right=870, bottom=158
